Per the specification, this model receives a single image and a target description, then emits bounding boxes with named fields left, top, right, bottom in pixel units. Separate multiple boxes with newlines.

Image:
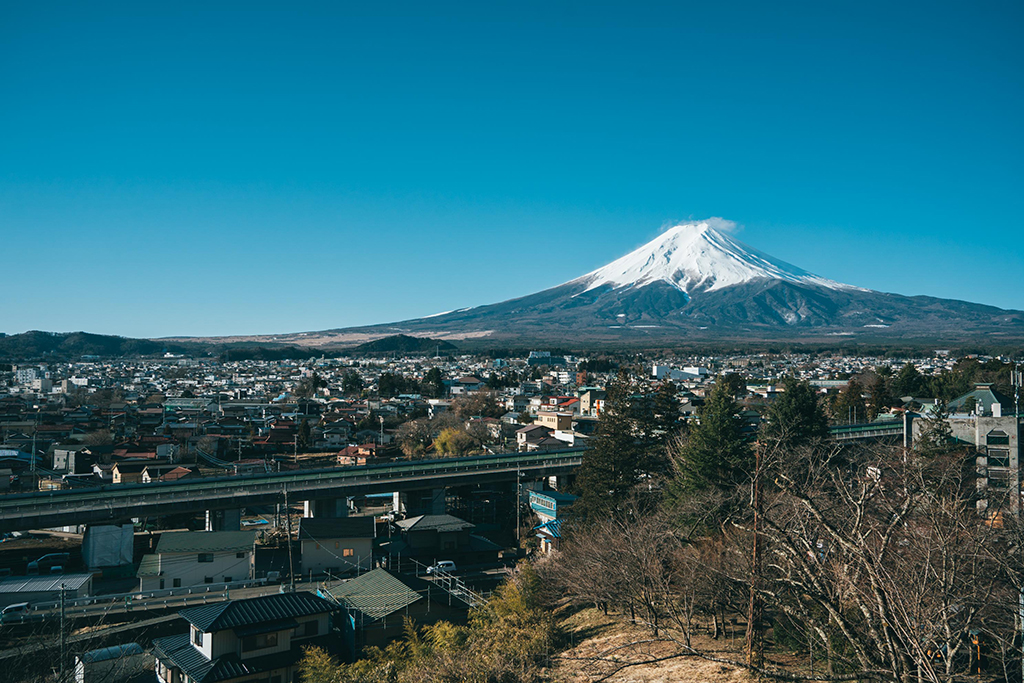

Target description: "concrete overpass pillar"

left=392, top=491, right=407, bottom=515
left=520, top=479, right=543, bottom=503
left=303, top=498, right=348, bottom=518
left=206, top=508, right=242, bottom=531
left=430, top=488, right=446, bottom=515
left=548, top=474, right=575, bottom=492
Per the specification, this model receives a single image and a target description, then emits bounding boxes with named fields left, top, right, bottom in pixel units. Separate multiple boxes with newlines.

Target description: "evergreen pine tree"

left=673, top=378, right=752, bottom=492
left=867, top=369, right=897, bottom=420
left=572, top=374, right=672, bottom=517
left=830, top=379, right=868, bottom=425
left=760, top=376, right=829, bottom=449
left=893, top=363, right=926, bottom=398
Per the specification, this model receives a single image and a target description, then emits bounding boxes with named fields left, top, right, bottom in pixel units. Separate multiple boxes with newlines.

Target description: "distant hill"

left=0, top=331, right=197, bottom=360
left=352, top=334, right=457, bottom=355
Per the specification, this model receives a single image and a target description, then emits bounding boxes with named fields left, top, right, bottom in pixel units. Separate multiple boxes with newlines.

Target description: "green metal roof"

left=326, top=568, right=422, bottom=620
left=949, top=383, right=1014, bottom=415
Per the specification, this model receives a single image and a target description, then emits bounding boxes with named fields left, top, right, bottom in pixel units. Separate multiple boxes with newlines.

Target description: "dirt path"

left=547, top=608, right=752, bottom=683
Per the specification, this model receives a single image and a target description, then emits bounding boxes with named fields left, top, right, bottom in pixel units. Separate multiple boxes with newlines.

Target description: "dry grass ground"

left=546, top=607, right=753, bottom=683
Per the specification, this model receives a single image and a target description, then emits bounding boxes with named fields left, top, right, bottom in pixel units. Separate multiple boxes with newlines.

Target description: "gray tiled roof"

left=180, top=591, right=336, bottom=632
left=395, top=514, right=473, bottom=533
left=156, top=531, right=255, bottom=554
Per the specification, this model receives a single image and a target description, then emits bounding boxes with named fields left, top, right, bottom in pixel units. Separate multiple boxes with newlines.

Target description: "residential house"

left=113, top=459, right=168, bottom=484
left=450, top=376, right=484, bottom=395
left=153, top=592, right=337, bottom=683
left=528, top=490, right=577, bottom=524
left=534, top=411, right=572, bottom=432
left=379, top=514, right=501, bottom=566
left=533, top=518, right=564, bottom=554
left=298, top=517, right=375, bottom=576
left=516, top=425, right=552, bottom=451
left=315, top=422, right=352, bottom=449
left=324, top=568, right=469, bottom=652
left=142, top=464, right=196, bottom=483
left=51, top=444, right=89, bottom=473
left=427, top=399, right=451, bottom=419
left=138, top=531, right=255, bottom=592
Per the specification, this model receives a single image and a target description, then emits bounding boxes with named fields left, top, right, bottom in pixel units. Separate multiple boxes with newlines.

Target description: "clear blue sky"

left=2, top=1, right=1022, bottom=338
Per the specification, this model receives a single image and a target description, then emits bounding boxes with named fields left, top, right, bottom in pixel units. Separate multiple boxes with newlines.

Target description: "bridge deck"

left=0, top=449, right=585, bottom=532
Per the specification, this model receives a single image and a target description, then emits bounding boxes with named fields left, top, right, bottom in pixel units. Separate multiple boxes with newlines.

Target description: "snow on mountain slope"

left=568, top=219, right=864, bottom=295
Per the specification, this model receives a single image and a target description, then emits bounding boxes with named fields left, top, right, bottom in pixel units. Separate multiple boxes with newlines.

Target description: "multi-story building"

left=909, top=383, right=1021, bottom=513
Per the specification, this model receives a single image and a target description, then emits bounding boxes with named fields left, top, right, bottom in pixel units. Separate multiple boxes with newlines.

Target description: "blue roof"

left=533, top=518, right=564, bottom=539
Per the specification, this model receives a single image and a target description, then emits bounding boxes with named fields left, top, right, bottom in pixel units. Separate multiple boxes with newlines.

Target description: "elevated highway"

left=0, top=449, right=584, bottom=533
left=829, top=421, right=904, bottom=441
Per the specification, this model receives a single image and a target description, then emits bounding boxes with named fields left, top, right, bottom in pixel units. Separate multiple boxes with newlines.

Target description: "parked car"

left=1, top=602, right=30, bottom=621
left=426, top=561, right=456, bottom=575
left=27, top=553, right=69, bottom=575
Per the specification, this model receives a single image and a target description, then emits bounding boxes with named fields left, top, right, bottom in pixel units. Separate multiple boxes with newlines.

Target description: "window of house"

left=242, top=632, right=278, bottom=651
left=988, top=431, right=1010, bottom=446
left=173, top=578, right=181, bottom=588
left=198, top=554, right=213, bottom=563
left=343, top=548, right=354, bottom=557
left=989, top=470, right=1010, bottom=489
left=159, top=579, right=165, bottom=590
left=237, top=552, right=246, bottom=558
left=223, top=576, right=232, bottom=583
left=192, top=627, right=203, bottom=646
left=988, top=449, right=1011, bottom=468
left=303, top=620, right=319, bottom=637
left=204, top=576, right=213, bottom=584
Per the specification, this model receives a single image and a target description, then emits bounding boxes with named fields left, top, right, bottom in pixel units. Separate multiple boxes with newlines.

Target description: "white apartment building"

left=138, top=531, right=255, bottom=592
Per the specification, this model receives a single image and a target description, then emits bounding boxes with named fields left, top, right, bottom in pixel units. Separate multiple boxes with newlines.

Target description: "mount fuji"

left=253, top=220, right=1024, bottom=347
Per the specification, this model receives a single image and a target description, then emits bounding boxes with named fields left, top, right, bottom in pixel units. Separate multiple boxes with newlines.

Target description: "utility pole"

left=31, top=405, right=38, bottom=479
left=744, top=440, right=764, bottom=669
left=1014, top=361, right=1021, bottom=417
left=59, top=583, right=67, bottom=679
left=284, top=486, right=295, bottom=592
left=516, top=468, right=522, bottom=542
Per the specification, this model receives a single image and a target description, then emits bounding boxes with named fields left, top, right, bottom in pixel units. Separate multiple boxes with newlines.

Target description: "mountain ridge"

left=34, top=219, right=1020, bottom=350
left=319, top=220, right=1024, bottom=344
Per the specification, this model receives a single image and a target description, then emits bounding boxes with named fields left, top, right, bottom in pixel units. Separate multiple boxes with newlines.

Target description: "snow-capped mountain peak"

left=569, top=219, right=860, bottom=294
